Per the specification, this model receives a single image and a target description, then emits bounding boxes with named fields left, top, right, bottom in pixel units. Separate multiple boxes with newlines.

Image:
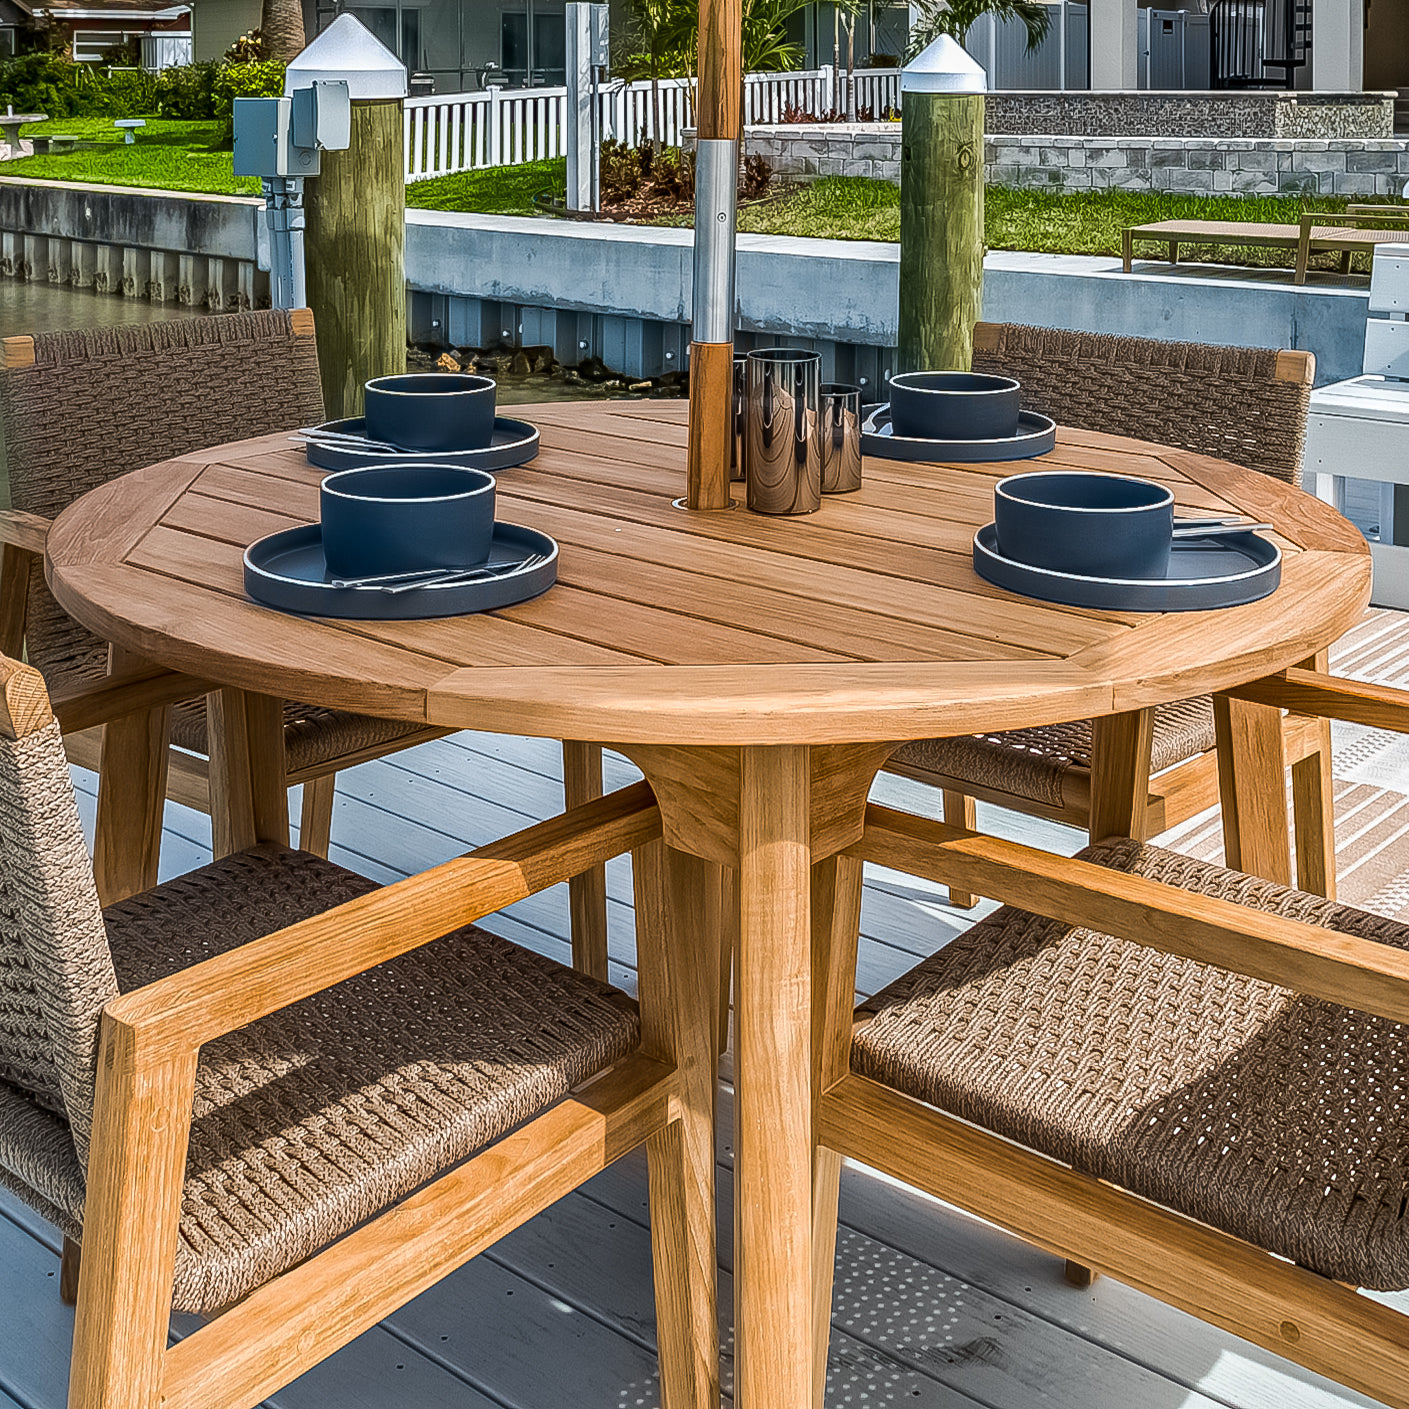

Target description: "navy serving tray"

left=862, top=404, right=1057, bottom=463
left=303, top=416, right=540, bottom=473
left=244, top=521, right=558, bottom=619
left=972, top=523, right=1281, bottom=612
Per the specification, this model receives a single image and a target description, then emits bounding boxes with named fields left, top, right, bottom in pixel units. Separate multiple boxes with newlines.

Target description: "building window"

left=72, top=28, right=140, bottom=62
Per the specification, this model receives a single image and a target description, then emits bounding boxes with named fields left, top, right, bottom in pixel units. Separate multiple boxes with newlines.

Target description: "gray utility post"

left=233, top=83, right=351, bottom=309
left=565, top=3, right=609, bottom=212
left=897, top=35, right=987, bottom=375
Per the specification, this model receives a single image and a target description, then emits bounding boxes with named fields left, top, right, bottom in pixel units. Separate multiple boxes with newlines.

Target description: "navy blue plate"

left=862, top=404, right=1057, bottom=463
left=972, top=522, right=1280, bottom=612
left=244, top=521, right=558, bottom=619
left=302, top=416, right=540, bottom=473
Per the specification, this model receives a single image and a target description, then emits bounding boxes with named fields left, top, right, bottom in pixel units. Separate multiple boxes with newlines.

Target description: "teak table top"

left=44, top=399, right=1371, bottom=748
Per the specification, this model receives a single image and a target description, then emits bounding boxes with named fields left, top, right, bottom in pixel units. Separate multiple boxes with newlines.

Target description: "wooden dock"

left=4, top=698, right=1406, bottom=1409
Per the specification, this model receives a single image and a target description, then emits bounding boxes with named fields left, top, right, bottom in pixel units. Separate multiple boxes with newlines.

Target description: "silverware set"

left=293, top=427, right=408, bottom=455
left=1171, top=516, right=1273, bottom=539
left=329, top=553, right=548, bottom=593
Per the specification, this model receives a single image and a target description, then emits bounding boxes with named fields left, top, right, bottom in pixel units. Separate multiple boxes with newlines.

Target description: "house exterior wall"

left=194, top=0, right=261, bottom=61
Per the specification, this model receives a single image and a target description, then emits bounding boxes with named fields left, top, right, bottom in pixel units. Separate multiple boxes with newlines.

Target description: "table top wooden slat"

left=45, top=400, right=1372, bottom=746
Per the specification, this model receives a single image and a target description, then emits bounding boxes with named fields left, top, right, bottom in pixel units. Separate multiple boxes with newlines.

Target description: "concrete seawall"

left=0, top=179, right=1373, bottom=385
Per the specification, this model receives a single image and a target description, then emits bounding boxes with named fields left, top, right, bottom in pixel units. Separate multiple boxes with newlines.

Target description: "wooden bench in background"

left=1122, top=209, right=1409, bottom=284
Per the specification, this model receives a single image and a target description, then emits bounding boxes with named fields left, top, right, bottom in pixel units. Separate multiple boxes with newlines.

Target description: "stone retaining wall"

left=741, top=125, right=1409, bottom=197
left=985, top=91, right=1394, bottom=139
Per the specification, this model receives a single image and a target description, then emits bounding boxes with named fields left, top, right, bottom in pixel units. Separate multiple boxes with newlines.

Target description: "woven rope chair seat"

left=169, top=697, right=424, bottom=775
left=7, top=844, right=639, bottom=1315
left=889, top=697, right=1215, bottom=810
left=854, top=840, right=1409, bottom=1290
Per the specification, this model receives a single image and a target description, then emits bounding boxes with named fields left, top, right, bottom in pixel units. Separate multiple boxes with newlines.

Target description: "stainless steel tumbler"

left=820, top=383, right=863, bottom=494
left=745, top=348, right=822, bottom=516
left=730, top=354, right=747, bottom=482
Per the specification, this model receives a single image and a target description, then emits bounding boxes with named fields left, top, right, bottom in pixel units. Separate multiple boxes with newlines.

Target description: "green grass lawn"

left=406, top=158, right=564, bottom=215
left=7, top=137, right=1405, bottom=274
left=2, top=119, right=258, bottom=196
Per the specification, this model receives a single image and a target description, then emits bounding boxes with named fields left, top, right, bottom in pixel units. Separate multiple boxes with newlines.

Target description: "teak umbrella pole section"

left=897, top=92, right=985, bottom=374
left=687, top=0, right=743, bottom=511
left=304, top=98, right=407, bottom=421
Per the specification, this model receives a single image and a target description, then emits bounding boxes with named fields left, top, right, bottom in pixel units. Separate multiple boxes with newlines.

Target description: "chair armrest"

left=1225, top=668, right=1409, bottom=734
left=0, top=508, right=51, bottom=555
left=105, top=780, right=662, bottom=1062
left=48, top=664, right=216, bottom=735
left=851, top=802, right=1409, bottom=1027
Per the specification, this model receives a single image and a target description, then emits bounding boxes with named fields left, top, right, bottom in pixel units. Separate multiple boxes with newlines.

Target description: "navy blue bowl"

left=364, top=373, right=497, bottom=452
left=888, top=371, right=1022, bottom=441
left=319, top=464, right=496, bottom=579
left=993, top=471, right=1175, bottom=579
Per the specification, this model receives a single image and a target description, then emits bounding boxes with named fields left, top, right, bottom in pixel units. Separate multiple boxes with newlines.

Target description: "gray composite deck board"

left=0, top=730, right=1382, bottom=1409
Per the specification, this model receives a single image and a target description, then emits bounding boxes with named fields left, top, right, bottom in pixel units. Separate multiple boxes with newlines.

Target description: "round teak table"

left=46, top=400, right=1370, bottom=1409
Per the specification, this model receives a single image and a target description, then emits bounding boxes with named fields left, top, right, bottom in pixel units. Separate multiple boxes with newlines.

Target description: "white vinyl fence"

left=403, top=64, right=901, bottom=183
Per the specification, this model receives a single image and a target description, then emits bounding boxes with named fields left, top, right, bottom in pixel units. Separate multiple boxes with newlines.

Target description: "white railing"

left=141, top=32, right=192, bottom=71
left=404, top=64, right=901, bottom=183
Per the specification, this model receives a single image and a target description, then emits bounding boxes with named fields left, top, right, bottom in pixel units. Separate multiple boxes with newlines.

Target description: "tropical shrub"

left=154, top=60, right=219, bottom=118
left=211, top=60, right=285, bottom=121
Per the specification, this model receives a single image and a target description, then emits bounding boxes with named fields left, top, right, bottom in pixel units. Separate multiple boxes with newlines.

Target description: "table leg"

left=634, top=838, right=722, bottom=1409
left=1213, top=692, right=1291, bottom=885
left=735, top=744, right=813, bottom=1409
left=208, top=688, right=289, bottom=856
left=93, top=645, right=171, bottom=906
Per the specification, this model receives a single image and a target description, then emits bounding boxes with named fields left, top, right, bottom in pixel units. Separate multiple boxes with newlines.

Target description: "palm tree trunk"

left=261, top=0, right=306, bottom=63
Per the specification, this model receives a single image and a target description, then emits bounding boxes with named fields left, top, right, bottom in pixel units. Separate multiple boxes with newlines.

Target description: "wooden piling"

left=897, top=91, right=985, bottom=373
left=303, top=98, right=406, bottom=421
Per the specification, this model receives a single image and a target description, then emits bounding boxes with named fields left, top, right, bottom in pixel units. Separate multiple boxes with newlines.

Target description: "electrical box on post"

left=588, top=3, right=609, bottom=67
left=291, top=81, right=351, bottom=153
left=232, top=97, right=320, bottom=177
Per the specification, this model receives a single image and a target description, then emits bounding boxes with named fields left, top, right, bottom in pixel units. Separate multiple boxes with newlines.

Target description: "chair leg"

left=811, top=854, right=865, bottom=1409
left=1291, top=715, right=1336, bottom=900
left=633, top=840, right=721, bottom=1409
left=1063, top=1259, right=1098, bottom=1289
left=70, top=1041, right=197, bottom=1409
left=563, top=742, right=609, bottom=980
left=60, top=1235, right=81, bottom=1306
left=298, top=773, right=336, bottom=859
left=718, top=867, right=738, bottom=1055
left=941, top=791, right=977, bottom=907
left=93, top=647, right=171, bottom=907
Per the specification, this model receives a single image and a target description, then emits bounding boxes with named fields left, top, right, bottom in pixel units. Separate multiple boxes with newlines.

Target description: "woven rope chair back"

left=1, top=310, right=326, bottom=691
left=970, top=324, right=1311, bottom=486
left=0, top=675, right=115, bottom=1169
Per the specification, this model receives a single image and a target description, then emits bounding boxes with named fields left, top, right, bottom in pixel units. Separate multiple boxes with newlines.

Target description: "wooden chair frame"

left=808, top=668, right=1409, bottom=1409
left=0, top=659, right=717, bottom=1409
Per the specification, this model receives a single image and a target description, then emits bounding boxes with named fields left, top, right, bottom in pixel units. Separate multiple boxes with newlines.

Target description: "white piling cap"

left=286, top=14, right=407, bottom=100
left=901, top=34, right=987, bottom=95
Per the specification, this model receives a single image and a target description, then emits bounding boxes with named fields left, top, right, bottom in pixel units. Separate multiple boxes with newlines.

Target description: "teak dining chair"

left=0, top=651, right=719, bottom=1409
left=810, top=667, right=1409, bottom=1409
left=884, top=323, right=1331, bottom=906
left=0, top=310, right=447, bottom=893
